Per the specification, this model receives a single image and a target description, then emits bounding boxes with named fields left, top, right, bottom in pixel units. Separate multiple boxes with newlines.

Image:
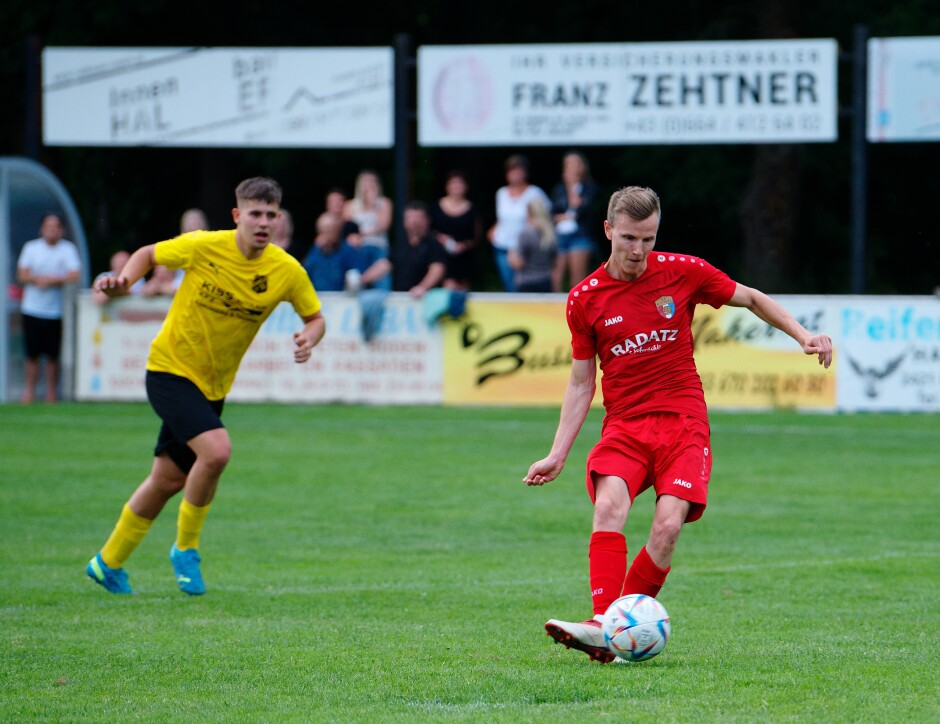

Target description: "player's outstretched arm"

left=94, top=245, right=157, bottom=299
left=293, top=312, right=326, bottom=363
left=524, top=357, right=596, bottom=486
left=727, top=283, right=833, bottom=368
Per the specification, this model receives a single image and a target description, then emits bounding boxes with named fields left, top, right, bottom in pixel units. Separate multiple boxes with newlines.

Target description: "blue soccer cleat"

left=170, top=544, right=206, bottom=595
left=86, top=553, right=132, bottom=594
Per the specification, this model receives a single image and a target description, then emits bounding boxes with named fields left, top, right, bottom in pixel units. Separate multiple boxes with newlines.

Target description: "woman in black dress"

left=430, top=170, right=482, bottom=291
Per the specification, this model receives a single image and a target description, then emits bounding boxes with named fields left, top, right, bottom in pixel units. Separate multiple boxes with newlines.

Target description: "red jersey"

left=567, top=252, right=737, bottom=423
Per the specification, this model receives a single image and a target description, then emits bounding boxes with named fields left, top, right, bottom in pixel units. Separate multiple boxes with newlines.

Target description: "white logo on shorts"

left=672, top=478, right=692, bottom=488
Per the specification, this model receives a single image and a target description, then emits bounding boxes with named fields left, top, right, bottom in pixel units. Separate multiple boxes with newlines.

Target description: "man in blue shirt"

left=303, top=213, right=390, bottom=292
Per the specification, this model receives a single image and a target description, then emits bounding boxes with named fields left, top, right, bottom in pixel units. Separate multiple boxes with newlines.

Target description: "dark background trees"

left=2, top=0, right=938, bottom=293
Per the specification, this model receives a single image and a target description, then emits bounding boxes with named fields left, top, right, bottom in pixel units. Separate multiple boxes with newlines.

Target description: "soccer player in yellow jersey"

left=87, top=177, right=325, bottom=595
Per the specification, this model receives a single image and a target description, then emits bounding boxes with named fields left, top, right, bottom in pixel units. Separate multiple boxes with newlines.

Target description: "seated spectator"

left=302, top=213, right=391, bottom=293
left=344, top=170, right=392, bottom=251
left=140, top=264, right=180, bottom=297
left=169, top=207, right=208, bottom=291
left=180, top=208, right=208, bottom=234
left=395, top=202, right=448, bottom=298
left=325, top=188, right=361, bottom=248
left=270, top=208, right=305, bottom=260
left=92, top=250, right=144, bottom=304
left=508, top=198, right=557, bottom=293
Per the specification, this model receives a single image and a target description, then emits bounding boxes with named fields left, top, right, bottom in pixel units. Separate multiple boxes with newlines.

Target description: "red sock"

left=623, top=546, right=670, bottom=598
left=589, top=531, right=627, bottom=616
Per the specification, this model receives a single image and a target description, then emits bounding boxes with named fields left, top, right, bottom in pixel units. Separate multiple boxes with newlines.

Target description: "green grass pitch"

left=1, top=403, right=938, bottom=721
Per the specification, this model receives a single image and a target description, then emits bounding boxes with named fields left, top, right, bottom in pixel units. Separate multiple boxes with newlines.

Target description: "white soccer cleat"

left=544, top=616, right=617, bottom=664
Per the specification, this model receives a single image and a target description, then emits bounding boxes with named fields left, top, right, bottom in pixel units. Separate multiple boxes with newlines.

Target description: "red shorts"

left=586, top=412, right=712, bottom=523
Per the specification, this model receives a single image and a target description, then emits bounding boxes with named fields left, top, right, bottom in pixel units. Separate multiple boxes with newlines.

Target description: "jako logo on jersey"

left=610, top=329, right=678, bottom=356
left=655, top=295, right=676, bottom=319
left=672, top=478, right=692, bottom=488
left=604, top=315, right=623, bottom=326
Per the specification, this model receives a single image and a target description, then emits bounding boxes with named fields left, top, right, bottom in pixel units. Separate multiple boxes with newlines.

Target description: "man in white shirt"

left=16, top=213, right=81, bottom=402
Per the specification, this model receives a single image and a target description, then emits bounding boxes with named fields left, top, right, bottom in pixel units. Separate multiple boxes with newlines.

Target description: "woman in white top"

left=344, top=170, right=393, bottom=251
left=488, top=154, right=550, bottom=292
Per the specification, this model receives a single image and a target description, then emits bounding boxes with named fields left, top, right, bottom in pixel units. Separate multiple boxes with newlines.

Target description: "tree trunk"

left=738, top=0, right=801, bottom=292
left=740, top=145, right=800, bottom=291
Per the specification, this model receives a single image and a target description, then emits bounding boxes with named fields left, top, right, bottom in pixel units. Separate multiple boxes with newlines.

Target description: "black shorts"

left=146, top=371, right=225, bottom=474
left=22, top=314, right=63, bottom=359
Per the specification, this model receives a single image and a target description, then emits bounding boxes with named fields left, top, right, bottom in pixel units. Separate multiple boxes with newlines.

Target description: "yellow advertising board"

left=692, top=305, right=836, bottom=409
left=442, top=296, right=836, bottom=410
left=441, top=297, right=579, bottom=406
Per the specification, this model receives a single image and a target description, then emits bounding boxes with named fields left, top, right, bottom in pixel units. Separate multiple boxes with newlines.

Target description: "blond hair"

left=606, top=186, right=661, bottom=225
left=527, top=198, right=557, bottom=251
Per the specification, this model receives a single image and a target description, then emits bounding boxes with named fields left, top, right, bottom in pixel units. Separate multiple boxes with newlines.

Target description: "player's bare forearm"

left=293, top=313, right=325, bottom=363
left=727, top=283, right=833, bottom=368
left=94, top=245, right=156, bottom=297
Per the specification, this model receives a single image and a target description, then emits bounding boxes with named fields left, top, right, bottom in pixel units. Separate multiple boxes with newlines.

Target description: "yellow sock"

left=176, top=498, right=211, bottom=551
left=100, top=504, right=154, bottom=569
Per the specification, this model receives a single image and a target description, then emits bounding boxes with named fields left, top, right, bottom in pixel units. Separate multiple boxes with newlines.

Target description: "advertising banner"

left=74, top=292, right=940, bottom=412
left=43, top=47, right=393, bottom=148
left=419, top=40, right=838, bottom=146
left=440, top=296, right=585, bottom=406
left=836, top=297, right=940, bottom=411
left=691, top=300, right=836, bottom=409
left=439, top=296, right=837, bottom=410
left=75, top=293, right=441, bottom=404
left=868, top=36, right=940, bottom=142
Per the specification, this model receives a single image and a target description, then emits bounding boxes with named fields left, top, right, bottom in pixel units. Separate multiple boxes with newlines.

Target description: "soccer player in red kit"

left=524, top=186, right=833, bottom=663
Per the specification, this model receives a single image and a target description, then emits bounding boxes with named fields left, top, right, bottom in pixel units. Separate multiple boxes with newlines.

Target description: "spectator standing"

left=509, top=199, right=557, bottom=293
left=488, top=154, right=550, bottom=292
left=16, top=213, right=81, bottom=403
left=344, top=171, right=392, bottom=251
left=430, top=170, right=481, bottom=292
left=551, top=151, right=599, bottom=291
left=395, top=202, right=448, bottom=298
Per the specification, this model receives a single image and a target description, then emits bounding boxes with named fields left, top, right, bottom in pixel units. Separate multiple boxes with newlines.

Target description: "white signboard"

left=75, top=293, right=442, bottom=404
left=868, top=36, right=940, bottom=142
left=419, top=40, right=838, bottom=146
left=43, top=47, right=393, bottom=148
left=836, top=297, right=940, bottom=411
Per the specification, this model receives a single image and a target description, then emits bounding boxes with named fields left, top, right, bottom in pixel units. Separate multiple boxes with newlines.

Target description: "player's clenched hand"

left=524, top=457, right=565, bottom=486
left=802, top=334, right=833, bottom=369
left=293, top=331, right=313, bottom=363
left=93, top=272, right=129, bottom=298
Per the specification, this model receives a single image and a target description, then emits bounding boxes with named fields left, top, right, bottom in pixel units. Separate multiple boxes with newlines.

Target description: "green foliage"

left=1, top=403, right=938, bottom=721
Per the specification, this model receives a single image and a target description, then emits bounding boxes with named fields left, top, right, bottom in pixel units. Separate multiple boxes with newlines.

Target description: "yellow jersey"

left=147, top=230, right=321, bottom=400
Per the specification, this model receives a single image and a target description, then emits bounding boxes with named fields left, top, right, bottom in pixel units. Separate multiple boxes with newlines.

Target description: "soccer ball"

left=603, top=594, right=671, bottom=662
